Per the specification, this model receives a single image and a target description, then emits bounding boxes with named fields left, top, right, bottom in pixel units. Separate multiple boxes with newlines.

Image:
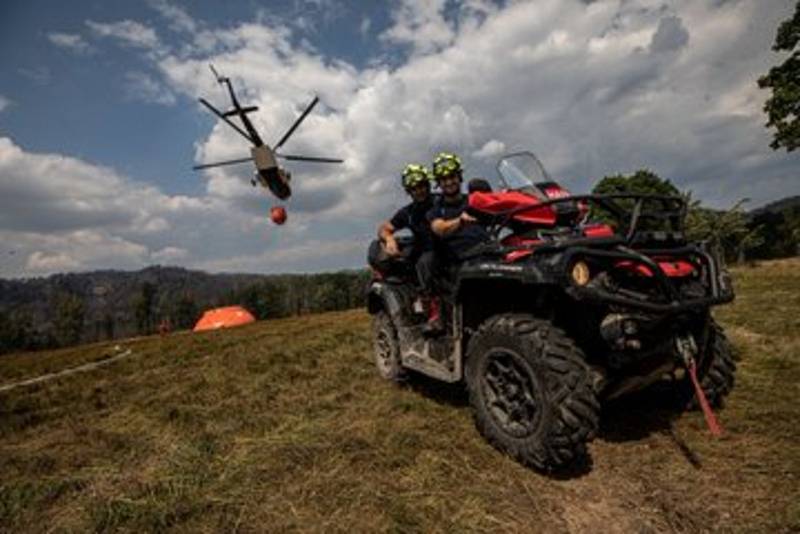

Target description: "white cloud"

left=3, top=0, right=799, bottom=279
left=359, top=17, right=371, bottom=38
left=147, top=0, right=197, bottom=33
left=21, top=230, right=149, bottom=274
left=196, top=238, right=364, bottom=274
left=123, top=71, right=176, bottom=105
left=26, top=251, right=80, bottom=272
left=0, top=137, right=232, bottom=276
left=151, top=246, right=188, bottom=263
left=86, top=19, right=160, bottom=49
left=47, top=32, right=93, bottom=54
left=0, top=95, right=10, bottom=113
left=380, top=0, right=454, bottom=55
left=473, top=140, right=506, bottom=160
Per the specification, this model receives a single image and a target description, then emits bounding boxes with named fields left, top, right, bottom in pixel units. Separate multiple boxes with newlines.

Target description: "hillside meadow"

left=1, top=259, right=799, bottom=532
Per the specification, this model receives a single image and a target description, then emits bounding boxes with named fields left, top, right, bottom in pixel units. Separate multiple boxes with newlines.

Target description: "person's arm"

left=378, top=220, right=400, bottom=256
left=431, top=211, right=476, bottom=237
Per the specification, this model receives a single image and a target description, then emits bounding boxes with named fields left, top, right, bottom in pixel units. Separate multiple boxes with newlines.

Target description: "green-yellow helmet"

left=402, top=163, right=431, bottom=189
left=432, top=152, right=463, bottom=181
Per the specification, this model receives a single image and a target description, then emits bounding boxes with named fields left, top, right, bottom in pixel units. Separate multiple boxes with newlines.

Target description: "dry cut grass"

left=1, top=259, right=799, bottom=532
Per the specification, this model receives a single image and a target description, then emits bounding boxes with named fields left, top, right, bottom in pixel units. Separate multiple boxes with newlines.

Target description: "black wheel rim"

left=481, top=350, right=541, bottom=438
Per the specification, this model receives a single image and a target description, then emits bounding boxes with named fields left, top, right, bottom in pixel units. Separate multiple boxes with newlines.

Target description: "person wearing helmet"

left=378, top=164, right=435, bottom=258
left=427, top=152, right=491, bottom=263
left=377, top=164, right=440, bottom=328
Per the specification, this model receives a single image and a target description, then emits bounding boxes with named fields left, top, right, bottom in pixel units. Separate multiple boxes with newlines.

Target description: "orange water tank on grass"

left=193, top=306, right=256, bottom=332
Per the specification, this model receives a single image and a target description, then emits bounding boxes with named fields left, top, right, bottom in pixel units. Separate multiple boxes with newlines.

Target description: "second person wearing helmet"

left=427, top=152, right=491, bottom=263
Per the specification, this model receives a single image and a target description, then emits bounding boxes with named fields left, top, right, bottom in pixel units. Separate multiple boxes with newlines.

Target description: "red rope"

left=687, top=359, right=723, bottom=437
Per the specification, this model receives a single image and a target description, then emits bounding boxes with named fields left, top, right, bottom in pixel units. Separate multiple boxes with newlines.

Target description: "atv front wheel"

left=465, top=314, right=600, bottom=471
left=372, top=311, right=406, bottom=382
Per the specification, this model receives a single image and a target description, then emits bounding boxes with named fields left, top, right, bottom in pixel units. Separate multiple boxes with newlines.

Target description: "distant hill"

left=750, top=195, right=800, bottom=216
left=0, top=265, right=370, bottom=353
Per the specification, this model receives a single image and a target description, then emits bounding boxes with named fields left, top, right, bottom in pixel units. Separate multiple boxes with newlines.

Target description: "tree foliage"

left=684, top=197, right=765, bottom=263
left=591, top=169, right=768, bottom=262
left=758, top=1, right=800, bottom=151
left=591, top=169, right=682, bottom=231
left=592, top=169, right=680, bottom=197
left=54, top=292, right=85, bottom=346
left=172, top=293, right=200, bottom=330
left=134, top=282, right=156, bottom=334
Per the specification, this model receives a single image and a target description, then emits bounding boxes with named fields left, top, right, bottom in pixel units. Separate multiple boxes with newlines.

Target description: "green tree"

left=54, top=293, right=85, bottom=346
left=758, top=1, right=800, bottom=151
left=172, top=293, right=199, bottom=330
left=591, top=169, right=682, bottom=231
left=134, top=282, right=156, bottom=334
left=685, top=197, right=765, bottom=263
left=592, top=169, right=680, bottom=197
left=0, top=311, right=32, bottom=354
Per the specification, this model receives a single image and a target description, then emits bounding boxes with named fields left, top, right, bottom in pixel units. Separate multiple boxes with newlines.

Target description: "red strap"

left=428, top=297, right=440, bottom=322
left=687, top=360, right=723, bottom=437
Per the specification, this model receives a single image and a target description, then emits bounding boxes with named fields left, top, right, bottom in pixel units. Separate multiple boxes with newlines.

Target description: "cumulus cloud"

left=123, top=71, right=176, bottom=105
left=151, top=246, right=189, bottom=263
left=26, top=251, right=80, bottom=272
left=0, top=137, right=234, bottom=276
left=0, top=137, right=182, bottom=233
left=196, top=238, right=365, bottom=274
left=3, top=0, right=799, bottom=278
left=380, top=0, right=454, bottom=55
left=473, top=140, right=506, bottom=160
left=19, top=230, right=150, bottom=274
left=649, top=15, right=690, bottom=54
left=86, top=19, right=160, bottom=49
left=47, top=32, right=93, bottom=54
left=147, top=0, right=197, bottom=33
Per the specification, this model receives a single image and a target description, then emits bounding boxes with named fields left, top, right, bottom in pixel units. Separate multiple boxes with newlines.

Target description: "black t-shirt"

left=426, top=194, right=491, bottom=260
left=390, top=197, right=435, bottom=252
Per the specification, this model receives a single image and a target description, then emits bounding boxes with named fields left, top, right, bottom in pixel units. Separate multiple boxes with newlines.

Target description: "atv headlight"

left=571, top=260, right=590, bottom=286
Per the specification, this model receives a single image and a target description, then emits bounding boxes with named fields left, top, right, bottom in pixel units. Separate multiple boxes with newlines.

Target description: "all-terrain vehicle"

left=366, top=151, right=736, bottom=471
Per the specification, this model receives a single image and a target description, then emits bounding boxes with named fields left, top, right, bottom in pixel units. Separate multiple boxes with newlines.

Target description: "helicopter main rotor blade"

left=199, top=98, right=254, bottom=144
left=192, top=156, right=253, bottom=170
left=274, top=96, right=319, bottom=150
left=277, top=154, right=343, bottom=163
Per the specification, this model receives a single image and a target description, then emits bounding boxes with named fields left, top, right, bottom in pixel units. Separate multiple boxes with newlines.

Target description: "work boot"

left=423, top=296, right=444, bottom=336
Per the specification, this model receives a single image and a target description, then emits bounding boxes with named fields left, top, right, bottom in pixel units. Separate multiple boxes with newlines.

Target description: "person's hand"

left=459, top=211, right=477, bottom=225
left=385, top=239, right=400, bottom=256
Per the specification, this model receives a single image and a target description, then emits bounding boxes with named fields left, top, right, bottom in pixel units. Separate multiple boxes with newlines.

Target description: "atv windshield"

left=496, top=152, right=552, bottom=193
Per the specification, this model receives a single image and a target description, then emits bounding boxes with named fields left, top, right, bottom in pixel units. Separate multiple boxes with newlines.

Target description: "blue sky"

left=0, top=0, right=798, bottom=277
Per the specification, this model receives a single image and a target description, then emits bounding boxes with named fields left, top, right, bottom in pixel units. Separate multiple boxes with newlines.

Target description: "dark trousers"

left=415, top=250, right=437, bottom=296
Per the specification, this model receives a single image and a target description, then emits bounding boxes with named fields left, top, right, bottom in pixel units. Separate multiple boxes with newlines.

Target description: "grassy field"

left=1, top=259, right=798, bottom=532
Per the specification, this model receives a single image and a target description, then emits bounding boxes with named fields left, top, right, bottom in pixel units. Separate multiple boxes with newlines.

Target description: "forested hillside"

left=0, top=266, right=370, bottom=354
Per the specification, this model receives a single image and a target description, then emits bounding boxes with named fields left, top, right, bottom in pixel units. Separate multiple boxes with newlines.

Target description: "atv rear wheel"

left=683, top=318, right=736, bottom=409
left=373, top=311, right=406, bottom=382
left=465, top=314, right=600, bottom=471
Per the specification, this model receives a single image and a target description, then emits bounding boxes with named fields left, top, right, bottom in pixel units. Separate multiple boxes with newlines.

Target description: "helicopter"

left=193, top=65, right=343, bottom=211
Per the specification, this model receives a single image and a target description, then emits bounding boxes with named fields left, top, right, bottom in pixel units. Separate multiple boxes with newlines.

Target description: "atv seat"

left=367, top=238, right=417, bottom=282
